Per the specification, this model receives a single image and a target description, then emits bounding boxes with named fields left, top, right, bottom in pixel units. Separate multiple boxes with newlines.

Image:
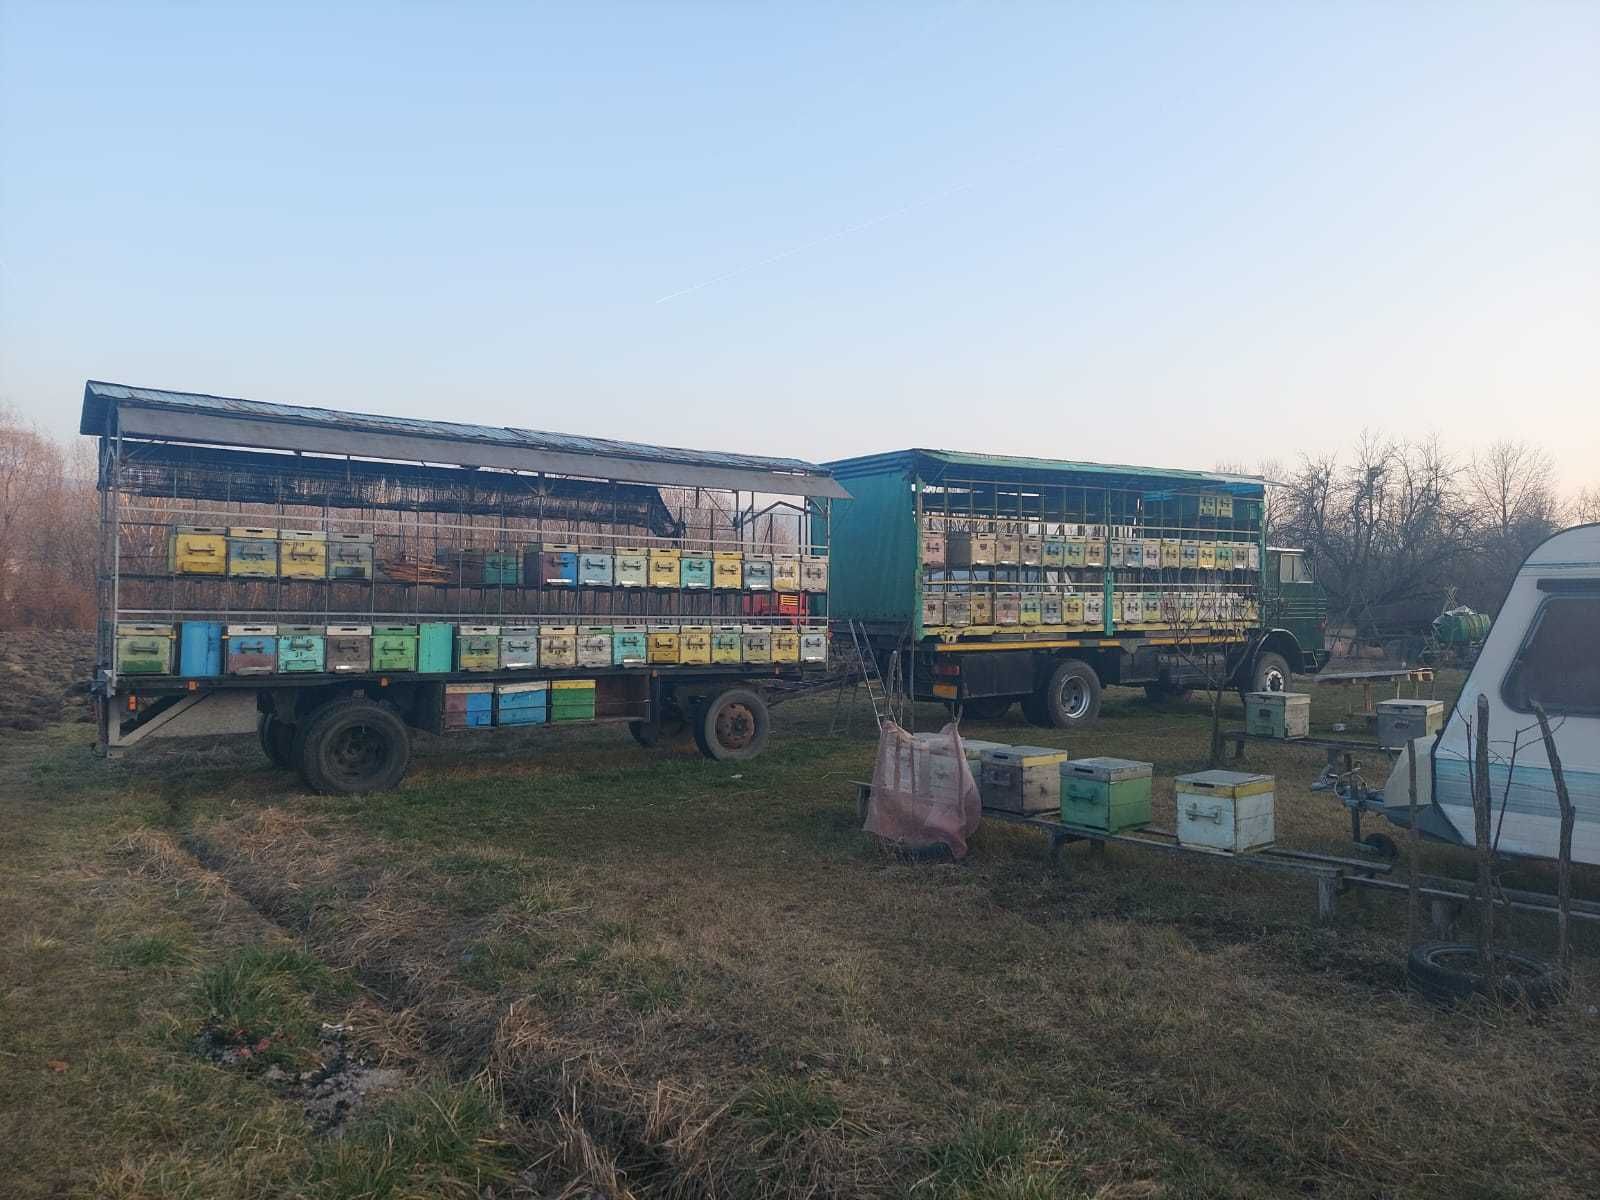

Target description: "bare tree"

left=1467, top=440, right=1560, bottom=541
left=1570, top=486, right=1600, bottom=526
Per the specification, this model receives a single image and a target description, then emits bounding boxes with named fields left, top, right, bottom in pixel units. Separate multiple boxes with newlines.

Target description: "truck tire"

left=293, top=699, right=411, bottom=795
left=695, top=687, right=770, bottom=761
left=1406, top=941, right=1566, bottom=1007
left=950, top=697, right=1013, bottom=721
left=1249, top=651, right=1291, bottom=695
left=630, top=701, right=690, bottom=748
left=1040, top=659, right=1102, bottom=729
left=256, top=713, right=295, bottom=769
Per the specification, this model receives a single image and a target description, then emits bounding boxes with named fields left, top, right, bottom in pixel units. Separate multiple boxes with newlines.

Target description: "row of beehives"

left=1245, top=691, right=1445, bottom=748
left=923, top=493, right=1253, bottom=531
left=921, top=589, right=1260, bottom=628
left=922, top=530, right=1261, bottom=572
left=111, top=619, right=829, bottom=678
left=918, top=736, right=1278, bottom=852
left=163, top=526, right=828, bottom=591
left=444, top=680, right=594, bottom=728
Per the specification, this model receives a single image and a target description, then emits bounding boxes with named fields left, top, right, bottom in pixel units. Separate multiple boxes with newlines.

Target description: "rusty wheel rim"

left=714, top=702, right=756, bottom=751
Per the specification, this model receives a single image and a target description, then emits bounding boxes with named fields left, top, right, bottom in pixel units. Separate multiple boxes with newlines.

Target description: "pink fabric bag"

left=864, top=721, right=982, bottom=858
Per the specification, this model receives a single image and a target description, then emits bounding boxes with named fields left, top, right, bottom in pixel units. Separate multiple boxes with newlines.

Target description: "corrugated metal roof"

left=81, top=381, right=849, bottom=498
left=823, top=448, right=1264, bottom=492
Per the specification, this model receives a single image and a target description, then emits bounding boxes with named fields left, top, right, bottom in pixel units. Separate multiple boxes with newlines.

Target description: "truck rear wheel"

left=257, top=713, right=296, bottom=768
left=695, top=688, right=770, bottom=761
left=293, top=699, right=411, bottom=795
left=1040, top=659, right=1102, bottom=729
left=950, top=697, right=1013, bottom=721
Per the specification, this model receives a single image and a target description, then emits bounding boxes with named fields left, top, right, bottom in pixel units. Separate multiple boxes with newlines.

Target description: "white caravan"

left=1380, top=524, right=1600, bottom=865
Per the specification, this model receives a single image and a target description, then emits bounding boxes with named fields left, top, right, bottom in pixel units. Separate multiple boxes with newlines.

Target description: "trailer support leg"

left=1315, top=875, right=1338, bottom=925
left=1429, top=898, right=1459, bottom=940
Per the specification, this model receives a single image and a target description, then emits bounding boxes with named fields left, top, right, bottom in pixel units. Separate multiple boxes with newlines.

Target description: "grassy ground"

left=2, top=675, right=1598, bottom=1199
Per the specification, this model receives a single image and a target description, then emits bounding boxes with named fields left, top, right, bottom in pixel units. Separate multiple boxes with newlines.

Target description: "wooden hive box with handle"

left=1059, top=757, right=1152, bottom=832
left=1175, top=770, right=1275, bottom=852
left=979, top=745, right=1069, bottom=815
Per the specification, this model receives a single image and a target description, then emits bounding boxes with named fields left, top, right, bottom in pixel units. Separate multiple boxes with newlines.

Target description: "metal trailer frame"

left=83, top=381, right=847, bottom=778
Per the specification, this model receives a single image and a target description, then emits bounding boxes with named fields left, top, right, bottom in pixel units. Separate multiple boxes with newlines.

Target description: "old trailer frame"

left=83, top=381, right=846, bottom=789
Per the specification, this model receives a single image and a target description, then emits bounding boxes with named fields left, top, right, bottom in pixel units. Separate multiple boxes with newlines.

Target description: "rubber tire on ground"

left=1040, top=659, right=1102, bottom=729
left=695, top=688, right=770, bottom=761
left=1406, top=941, right=1567, bottom=1007
left=1362, top=832, right=1400, bottom=860
left=257, top=713, right=296, bottom=769
left=1250, top=651, right=1292, bottom=695
left=1143, top=683, right=1192, bottom=704
left=292, top=699, right=411, bottom=795
left=949, top=697, right=1013, bottom=721
left=629, top=701, right=690, bottom=748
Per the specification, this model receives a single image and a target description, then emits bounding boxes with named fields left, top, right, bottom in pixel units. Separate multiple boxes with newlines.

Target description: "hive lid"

left=553, top=679, right=596, bottom=690
left=539, top=625, right=576, bottom=636
left=1176, top=769, right=1274, bottom=797
left=327, top=624, right=373, bottom=635
left=982, top=745, right=1069, bottom=766
left=496, top=681, right=549, bottom=694
left=226, top=624, right=277, bottom=635
left=1063, top=756, right=1153, bottom=781
left=445, top=683, right=494, bottom=693
left=1246, top=691, right=1310, bottom=705
left=1377, top=698, right=1444, bottom=714
left=500, top=625, right=539, bottom=635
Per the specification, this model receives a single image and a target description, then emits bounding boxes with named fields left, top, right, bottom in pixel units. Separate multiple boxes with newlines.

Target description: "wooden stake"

left=1473, top=694, right=1495, bottom=975
left=1532, top=702, right=1576, bottom=972
left=1406, top=738, right=1420, bottom=947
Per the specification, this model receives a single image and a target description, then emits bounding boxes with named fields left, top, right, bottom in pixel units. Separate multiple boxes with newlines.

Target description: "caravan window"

left=1501, top=595, right=1600, bottom=716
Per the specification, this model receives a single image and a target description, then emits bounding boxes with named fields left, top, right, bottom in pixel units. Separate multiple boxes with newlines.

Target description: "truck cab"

left=1256, top=547, right=1331, bottom=682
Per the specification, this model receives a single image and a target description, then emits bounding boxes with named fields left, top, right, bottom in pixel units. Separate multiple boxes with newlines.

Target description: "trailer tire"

left=696, top=688, right=770, bottom=761
left=293, top=699, right=411, bottom=795
left=1249, top=651, right=1292, bottom=695
left=1143, top=683, right=1192, bottom=704
left=1041, top=659, right=1101, bottom=729
left=950, top=697, right=1013, bottom=721
left=1406, top=941, right=1567, bottom=1007
left=257, top=713, right=296, bottom=768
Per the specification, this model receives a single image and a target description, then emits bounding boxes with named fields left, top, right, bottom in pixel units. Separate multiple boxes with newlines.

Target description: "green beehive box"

left=418, top=623, right=454, bottom=673
left=372, top=625, right=419, bottom=672
left=115, top=622, right=175, bottom=675
left=550, top=679, right=596, bottom=721
left=1059, top=757, right=1153, bottom=832
left=1245, top=692, right=1310, bottom=739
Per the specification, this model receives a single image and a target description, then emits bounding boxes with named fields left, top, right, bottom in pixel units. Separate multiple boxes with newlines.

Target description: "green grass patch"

left=107, top=932, right=186, bottom=969
left=738, top=1075, right=844, bottom=1137
left=923, top=1112, right=1067, bottom=1199
left=307, top=1079, right=516, bottom=1199
left=192, top=944, right=351, bottom=1066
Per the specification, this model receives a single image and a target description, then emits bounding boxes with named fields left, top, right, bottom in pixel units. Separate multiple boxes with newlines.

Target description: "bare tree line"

left=0, top=403, right=98, bottom=629
left=1224, top=433, right=1596, bottom=636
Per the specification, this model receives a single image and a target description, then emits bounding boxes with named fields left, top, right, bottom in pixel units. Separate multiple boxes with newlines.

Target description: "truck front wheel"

left=294, top=699, right=411, bottom=795
left=695, top=688, right=770, bottom=761
left=1249, top=651, right=1292, bottom=695
left=1039, top=659, right=1102, bottom=729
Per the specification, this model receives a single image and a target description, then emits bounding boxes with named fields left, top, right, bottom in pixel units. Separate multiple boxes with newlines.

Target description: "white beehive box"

left=1175, top=770, right=1275, bottom=853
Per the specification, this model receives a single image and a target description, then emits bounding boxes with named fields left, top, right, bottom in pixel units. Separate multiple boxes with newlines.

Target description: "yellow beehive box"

left=279, top=529, right=327, bottom=578
left=1021, top=536, right=1043, bottom=566
left=741, top=624, right=773, bottom=664
left=680, top=625, right=712, bottom=665
left=773, top=554, right=802, bottom=593
left=1216, top=495, right=1234, bottom=519
left=170, top=525, right=227, bottom=575
left=1160, top=539, right=1181, bottom=569
left=539, top=625, right=577, bottom=668
left=1142, top=539, right=1162, bottom=570
left=1063, top=594, right=1085, bottom=625
left=649, top=548, right=681, bottom=588
left=647, top=625, right=681, bottom=663
left=771, top=628, right=800, bottom=662
left=713, top=551, right=743, bottom=589
left=1180, top=592, right=1198, bottom=621
left=711, top=625, right=742, bottom=663
left=1019, top=594, right=1042, bottom=625
left=1065, top=539, right=1087, bottom=568
left=1140, top=592, right=1163, bottom=623
left=1084, top=539, right=1105, bottom=568
left=1198, top=542, right=1217, bottom=570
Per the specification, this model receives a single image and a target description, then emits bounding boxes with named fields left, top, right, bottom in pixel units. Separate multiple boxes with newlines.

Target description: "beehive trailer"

left=82, top=381, right=846, bottom=792
left=820, top=449, right=1329, bottom=728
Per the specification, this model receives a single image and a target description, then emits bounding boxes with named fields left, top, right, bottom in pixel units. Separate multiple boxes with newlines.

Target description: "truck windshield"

left=1278, top=554, right=1310, bottom=584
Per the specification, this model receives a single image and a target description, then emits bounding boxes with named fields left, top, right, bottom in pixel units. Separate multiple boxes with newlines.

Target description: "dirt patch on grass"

left=0, top=629, right=94, bottom=731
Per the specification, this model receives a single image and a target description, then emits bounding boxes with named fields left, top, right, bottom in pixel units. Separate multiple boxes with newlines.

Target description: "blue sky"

left=3, top=2, right=1596, bottom=489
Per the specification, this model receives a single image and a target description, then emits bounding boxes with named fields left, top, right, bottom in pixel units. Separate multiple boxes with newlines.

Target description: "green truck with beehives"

left=820, top=449, right=1329, bottom=727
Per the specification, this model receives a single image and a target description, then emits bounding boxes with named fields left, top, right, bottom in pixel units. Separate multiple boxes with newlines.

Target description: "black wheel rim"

left=327, top=723, right=387, bottom=786
left=1057, top=677, right=1091, bottom=720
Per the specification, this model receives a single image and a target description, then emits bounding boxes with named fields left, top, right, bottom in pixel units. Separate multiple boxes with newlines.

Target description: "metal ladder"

left=832, top=620, right=902, bottom=733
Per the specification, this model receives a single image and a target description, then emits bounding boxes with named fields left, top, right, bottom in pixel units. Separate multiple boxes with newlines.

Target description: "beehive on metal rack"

left=1376, top=698, right=1444, bottom=749
left=1175, top=770, right=1275, bottom=852
left=85, top=380, right=843, bottom=761
left=1059, top=757, right=1152, bottom=831
left=1245, top=692, right=1310, bottom=739
left=979, top=745, right=1070, bottom=815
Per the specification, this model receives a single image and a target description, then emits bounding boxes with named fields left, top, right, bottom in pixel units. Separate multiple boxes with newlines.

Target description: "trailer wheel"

left=1406, top=941, right=1566, bottom=1007
left=695, top=688, right=770, bottom=761
left=630, top=701, right=690, bottom=748
left=1040, top=659, right=1101, bottom=728
left=294, top=699, right=411, bottom=795
left=949, top=697, right=1013, bottom=721
left=256, top=713, right=296, bottom=769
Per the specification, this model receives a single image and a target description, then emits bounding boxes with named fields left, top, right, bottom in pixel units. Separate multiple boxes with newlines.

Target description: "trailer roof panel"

left=81, top=381, right=849, bottom=498
left=822, top=447, right=1263, bottom=492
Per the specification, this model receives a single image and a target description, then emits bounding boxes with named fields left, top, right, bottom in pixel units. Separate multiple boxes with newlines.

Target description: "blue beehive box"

left=445, top=684, right=494, bottom=729
left=680, top=556, right=712, bottom=590
left=179, top=621, right=223, bottom=677
left=277, top=625, right=326, bottom=673
left=578, top=552, right=613, bottom=587
left=495, top=681, right=548, bottom=726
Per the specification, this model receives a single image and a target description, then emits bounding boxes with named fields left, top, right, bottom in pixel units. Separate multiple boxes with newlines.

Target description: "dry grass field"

left=2, top=671, right=1597, bottom=1199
